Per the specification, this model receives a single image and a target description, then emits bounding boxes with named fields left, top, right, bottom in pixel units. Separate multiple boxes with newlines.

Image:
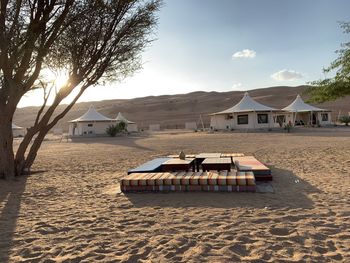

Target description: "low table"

left=202, top=157, right=231, bottom=172
left=161, top=158, right=195, bottom=172
left=195, top=153, right=222, bottom=171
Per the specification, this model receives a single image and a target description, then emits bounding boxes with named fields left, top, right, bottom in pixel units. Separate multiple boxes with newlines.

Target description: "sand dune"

left=1, top=130, right=349, bottom=262
left=14, top=85, right=350, bottom=130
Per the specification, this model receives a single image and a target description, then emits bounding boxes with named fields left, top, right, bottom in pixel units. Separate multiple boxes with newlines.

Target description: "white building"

left=115, top=112, right=138, bottom=132
left=282, top=95, right=332, bottom=126
left=12, top=123, right=25, bottom=137
left=210, top=92, right=283, bottom=130
left=68, top=106, right=115, bottom=136
left=149, top=124, right=161, bottom=131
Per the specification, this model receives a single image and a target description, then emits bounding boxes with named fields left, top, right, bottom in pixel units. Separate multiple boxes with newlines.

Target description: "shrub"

left=118, top=120, right=127, bottom=131
left=339, top=116, right=350, bottom=126
left=284, top=122, right=293, bottom=133
left=106, top=124, right=121, bottom=137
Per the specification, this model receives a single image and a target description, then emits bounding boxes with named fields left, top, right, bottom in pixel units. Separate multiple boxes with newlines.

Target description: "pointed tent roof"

left=282, top=95, right=327, bottom=112
left=12, top=123, right=23, bottom=130
left=115, top=112, right=135, bottom=124
left=69, top=106, right=114, bottom=122
left=212, top=92, right=277, bottom=115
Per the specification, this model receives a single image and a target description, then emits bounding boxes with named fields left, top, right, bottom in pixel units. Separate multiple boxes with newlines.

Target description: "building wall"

left=149, top=124, right=160, bottom=131
left=284, top=111, right=332, bottom=126
left=69, top=121, right=114, bottom=136
left=210, top=112, right=278, bottom=130
left=318, top=112, right=332, bottom=125
left=127, top=123, right=138, bottom=132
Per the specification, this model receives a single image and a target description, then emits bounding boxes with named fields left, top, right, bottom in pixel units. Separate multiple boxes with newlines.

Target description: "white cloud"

left=232, top=83, right=243, bottom=90
left=232, top=49, right=256, bottom=59
left=271, top=69, right=303, bottom=81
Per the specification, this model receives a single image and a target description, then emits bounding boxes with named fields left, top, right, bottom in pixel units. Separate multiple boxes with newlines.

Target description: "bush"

left=339, top=116, right=350, bottom=126
left=106, top=124, right=120, bottom=137
left=284, top=122, right=293, bottom=133
left=106, top=121, right=128, bottom=137
left=118, top=121, right=127, bottom=131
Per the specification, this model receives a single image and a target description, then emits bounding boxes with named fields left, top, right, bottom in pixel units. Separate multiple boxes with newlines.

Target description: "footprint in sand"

left=269, top=227, right=292, bottom=236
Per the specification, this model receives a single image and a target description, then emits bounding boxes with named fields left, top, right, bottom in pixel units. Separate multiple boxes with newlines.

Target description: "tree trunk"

left=14, top=128, right=36, bottom=176
left=0, top=119, right=15, bottom=180
left=24, top=130, right=48, bottom=170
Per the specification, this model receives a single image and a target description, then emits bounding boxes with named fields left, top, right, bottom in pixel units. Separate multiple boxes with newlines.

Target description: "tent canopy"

left=282, top=95, right=328, bottom=112
left=115, top=112, right=135, bottom=124
left=211, top=92, right=277, bottom=115
left=69, top=106, right=114, bottom=122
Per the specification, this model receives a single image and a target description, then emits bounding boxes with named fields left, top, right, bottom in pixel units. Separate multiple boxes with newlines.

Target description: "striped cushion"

left=163, top=172, right=177, bottom=185
left=245, top=172, right=256, bottom=186
left=122, top=185, right=154, bottom=192
left=190, top=172, right=202, bottom=185
left=172, top=171, right=185, bottom=185
left=199, top=172, right=209, bottom=185
left=217, top=171, right=228, bottom=185
left=208, top=172, right=219, bottom=185
left=236, top=172, right=247, bottom=186
left=186, top=185, right=202, bottom=191
left=181, top=172, right=193, bottom=185
left=227, top=172, right=237, bottom=185
left=138, top=173, right=155, bottom=186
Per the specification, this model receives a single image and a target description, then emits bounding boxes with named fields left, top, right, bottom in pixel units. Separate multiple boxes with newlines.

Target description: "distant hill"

left=13, top=85, right=350, bottom=130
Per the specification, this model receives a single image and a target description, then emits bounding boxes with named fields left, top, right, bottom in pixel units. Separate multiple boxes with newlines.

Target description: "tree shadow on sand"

left=70, top=134, right=154, bottom=151
left=0, top=175, right=27, bottom=263
left=124, top=166, right=321, bottom=209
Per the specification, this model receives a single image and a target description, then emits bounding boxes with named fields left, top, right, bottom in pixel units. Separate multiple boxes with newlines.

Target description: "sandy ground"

left=1, top=130, right=350, bottom=262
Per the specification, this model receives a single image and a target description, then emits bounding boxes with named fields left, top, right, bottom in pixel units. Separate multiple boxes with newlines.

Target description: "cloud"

left=232, top=83, right=243, bottom=90
left=271, top=69, right=303, bottom=81
left=232, top=49, right=256, bottom=59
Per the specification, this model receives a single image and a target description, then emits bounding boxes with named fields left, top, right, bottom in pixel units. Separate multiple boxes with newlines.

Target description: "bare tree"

left=0, top=0, right=161, bottom=179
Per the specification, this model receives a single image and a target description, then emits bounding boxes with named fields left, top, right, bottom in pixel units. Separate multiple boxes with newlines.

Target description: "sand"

left=1, top=130, right=350, bottom=262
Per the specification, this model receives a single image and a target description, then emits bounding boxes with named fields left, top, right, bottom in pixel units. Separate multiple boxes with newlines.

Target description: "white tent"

left=282, top=95, right=332, bottom=126
left=210, top=92, right=282, bottom=130
left=68, top=106, right=114, bottom=136
left=12, top=123, right=25, bottom=137
left=115, top=112, right=138, bottom=132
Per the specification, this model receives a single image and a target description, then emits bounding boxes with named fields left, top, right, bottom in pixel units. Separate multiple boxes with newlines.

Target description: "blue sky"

left=19, top=0, right=350, bottom=107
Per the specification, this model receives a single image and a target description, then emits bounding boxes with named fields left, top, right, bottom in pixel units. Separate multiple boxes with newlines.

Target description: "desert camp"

left=2, top=1, right=350, bottom=262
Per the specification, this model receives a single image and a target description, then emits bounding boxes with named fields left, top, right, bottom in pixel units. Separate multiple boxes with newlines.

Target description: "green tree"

left=307, top=22, right=350, bottom=102
left=339, top=116, right=350, bottom=126
left=117, top=120, right=127, bottom=132
left=106, top=124, right=121, bottom=137
left=0, top=0, right=161, bottom=179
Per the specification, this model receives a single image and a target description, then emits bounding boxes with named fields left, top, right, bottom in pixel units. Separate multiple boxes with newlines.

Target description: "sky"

left=18, top=0, right=350, bottom=107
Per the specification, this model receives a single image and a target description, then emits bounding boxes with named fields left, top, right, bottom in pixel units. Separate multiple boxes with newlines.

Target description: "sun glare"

left=41, top=68, right=68, bottom=89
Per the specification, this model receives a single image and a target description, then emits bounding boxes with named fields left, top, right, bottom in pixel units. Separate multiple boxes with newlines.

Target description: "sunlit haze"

left=18, top=0, right=350, bottom=108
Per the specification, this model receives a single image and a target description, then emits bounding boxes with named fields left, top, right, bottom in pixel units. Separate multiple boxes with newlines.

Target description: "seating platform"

left=233, top=156, right=272, bottom=181
left=127, top=157, right=171, bottom=175
left=121, top=171, right=256, bottom=192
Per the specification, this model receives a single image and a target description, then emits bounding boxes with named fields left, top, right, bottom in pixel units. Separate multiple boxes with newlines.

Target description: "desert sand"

left=1, top=129, right=350, bottom=262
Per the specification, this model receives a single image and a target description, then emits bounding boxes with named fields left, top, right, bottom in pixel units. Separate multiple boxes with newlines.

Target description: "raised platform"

left=121, top=171, right=256, bottom=193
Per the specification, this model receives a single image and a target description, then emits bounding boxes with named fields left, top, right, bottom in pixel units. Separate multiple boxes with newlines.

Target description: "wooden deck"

left=121, top=171, right=256, bottom=192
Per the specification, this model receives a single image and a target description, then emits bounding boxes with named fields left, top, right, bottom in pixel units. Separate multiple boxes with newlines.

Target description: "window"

left=225, top=114, right=233, bottom=120
left=274, top=115, right=286, bottom=123
left=87, top=123, right=93, bottom=127
left=257, top=114, right=268, bottom=124
left=237, top=115, right=248, bottom=125
left=321, top=113, right=328, bottom=121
